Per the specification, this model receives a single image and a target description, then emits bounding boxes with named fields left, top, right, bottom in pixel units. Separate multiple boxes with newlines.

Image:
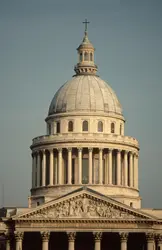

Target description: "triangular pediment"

left=14, top=188, right=156, bottom=221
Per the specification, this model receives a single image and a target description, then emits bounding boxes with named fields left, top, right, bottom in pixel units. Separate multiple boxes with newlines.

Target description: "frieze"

left=24, top=195, right=137, bottom=220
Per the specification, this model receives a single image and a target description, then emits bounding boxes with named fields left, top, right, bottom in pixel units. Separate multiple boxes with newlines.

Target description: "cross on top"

left=83, top=19, right=90, bottom=32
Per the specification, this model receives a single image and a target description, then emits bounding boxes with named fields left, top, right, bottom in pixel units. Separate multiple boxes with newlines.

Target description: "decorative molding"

left=93, top=232, right=102, bottom=241
left=21, top=194, right=142, bottom=220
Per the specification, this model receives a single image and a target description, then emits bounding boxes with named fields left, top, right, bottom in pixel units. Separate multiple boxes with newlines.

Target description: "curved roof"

left=48, top=75, right=122, bottom=116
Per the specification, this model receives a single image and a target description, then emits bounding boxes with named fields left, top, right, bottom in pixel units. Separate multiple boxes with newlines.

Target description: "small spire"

left=74, top=20, right=98, bottom=76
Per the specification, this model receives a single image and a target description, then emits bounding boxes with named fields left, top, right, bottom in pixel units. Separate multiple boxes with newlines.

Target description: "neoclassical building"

left=0, top=23, right=162, bottom=250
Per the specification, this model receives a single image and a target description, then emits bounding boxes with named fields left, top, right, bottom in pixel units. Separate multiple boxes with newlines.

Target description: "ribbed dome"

left=48, top=75, right=122, bottom=116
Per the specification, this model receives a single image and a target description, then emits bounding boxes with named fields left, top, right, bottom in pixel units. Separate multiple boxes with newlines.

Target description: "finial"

left=82, top=19, right=90, bottom=33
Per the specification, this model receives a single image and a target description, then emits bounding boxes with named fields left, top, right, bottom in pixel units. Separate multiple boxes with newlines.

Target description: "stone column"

left=108, top=149, right=112, bottom=184
left=42, top=150, right=46, bottom=186
left=156, top=234, right=162, bottom=250
left=146, top=233, right=155, bottom=250
left=134, top=153, right=139, bottom=189
left=32, top=153, right=35, bottom=188
left=49, top=149, right=54, bottom=185
left=58, top=148, right=62, bottom=184
left=14, top=231, right=24, bottom=250
left=37, top=152, right=41, bottom=187
left=89, top=148, right=93, bottom=184
left=78, top=148, right=82, bottom=184
left=93, top=232, right=102, bottom=250
left=33, top=153, right=37, bottom=188
left=117, top=150, right=121, bottom=185
left=41, top=231, right=50, bottom=250
left=124, top=151, right=128, bottom=186
left=5, top=233, right=11, bottom=250
left=129, top=152, right=133, bottom=187
left=67, top=232, right=76, bottom=250
left=120, top=232, right=128, bottom=250
left=105, top=152, right=109, bottom=185
left=99, top=149, right=103, bottom=184
left=68, top=148, right=72, bottom=184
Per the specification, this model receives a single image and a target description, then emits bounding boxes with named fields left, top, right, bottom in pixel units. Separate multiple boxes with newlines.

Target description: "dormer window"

left=82, top=120, right=88, bottom=132
left=111, top=122, right=115, bottom=133
left=68, top=121, right=73, bottom=132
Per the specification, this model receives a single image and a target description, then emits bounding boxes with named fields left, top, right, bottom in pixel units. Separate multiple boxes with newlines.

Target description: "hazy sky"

left=0, top=0, right=162, bottom=208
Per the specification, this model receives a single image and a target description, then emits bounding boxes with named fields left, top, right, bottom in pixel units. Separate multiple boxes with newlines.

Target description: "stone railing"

left=32, top=133, right=139, bottom=148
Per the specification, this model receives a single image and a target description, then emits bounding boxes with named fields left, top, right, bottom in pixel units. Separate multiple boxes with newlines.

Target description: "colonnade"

left=32, top=148, right=139, bottom=190
left=4, top=231, right=162, bottom=250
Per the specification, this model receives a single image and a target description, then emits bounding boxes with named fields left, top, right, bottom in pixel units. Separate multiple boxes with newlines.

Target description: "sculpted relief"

left=28, top=195, right=136, bottom=219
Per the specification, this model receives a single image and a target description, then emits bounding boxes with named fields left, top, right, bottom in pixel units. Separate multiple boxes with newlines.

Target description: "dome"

left=48, top=75, right=122, bottom=116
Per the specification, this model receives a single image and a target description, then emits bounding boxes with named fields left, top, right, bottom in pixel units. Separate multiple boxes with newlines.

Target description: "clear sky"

left=0, top=0, right=162, bottom=208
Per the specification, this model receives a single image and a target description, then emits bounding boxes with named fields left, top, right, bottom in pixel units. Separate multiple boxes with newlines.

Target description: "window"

left=84, top=52, right=89, bottom=61
left=37, top=201, right=40, bottom=206
left=80, top=53, right=83, bottom=62
left=90, top=53, right=93, bottom=61
left=82, top=120, right=88, bottom=131
left=56, top=122, right=60, bottom=133
left=120, top=124, right=122, bottom=135
left=68, top=121, right=73, bottom=132
left=111, top=122, right=115, bottom=133
left=130, top=202, right=133, bottom=207
left=98, top=121, right=103, bottom=132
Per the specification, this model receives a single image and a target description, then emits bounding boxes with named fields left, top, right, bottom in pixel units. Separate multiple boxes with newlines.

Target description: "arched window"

left=98, top=121, right=103, bottom=132
left=120, top=124, right=122, bottom=135
left=111, top=122, right=115, bottom=133
left=84, top=52, right=89, bottom=61
left=82, top=120, right=88, bottom=132
left=56, top=122, right=60, bottom=133
left=68, top=121, right=73, bottom=132
left=80, top=53, right=83, bottom=62
left=90, top=52, right=93, bottom=61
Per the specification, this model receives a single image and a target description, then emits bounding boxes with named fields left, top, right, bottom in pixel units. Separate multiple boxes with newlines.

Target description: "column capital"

left=117, top=149, right=122, bottom=153
left=67, top=232, right=76, bottom=241
left=41, top=231, right=50, bottom=241
left=14, top=231, right=24, bottom=241
left=146, top=232, right=155, bottom=242
left=93, top=232, right=102, bottom=241
left=156, top=234, right=162, bottom=243
left=5, top=232, right=13, bottom=241
left=108, top=148, right=113, bottom=153
left=49, top=148, right=53, bottom=153
left=99, top=148, right=103, bottom=152
left=120, top=232, right=128, bottom=242
left=57, top=148, right=62, bottom=153
left=77, top=147, right=82, bottom=152
left=67, top=147, right=72, bottom=152
left=88, top=147, right=93, bottom=152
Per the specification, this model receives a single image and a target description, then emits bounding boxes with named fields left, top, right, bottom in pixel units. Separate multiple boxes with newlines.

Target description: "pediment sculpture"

left=24, top=195, right=137, bottom=220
